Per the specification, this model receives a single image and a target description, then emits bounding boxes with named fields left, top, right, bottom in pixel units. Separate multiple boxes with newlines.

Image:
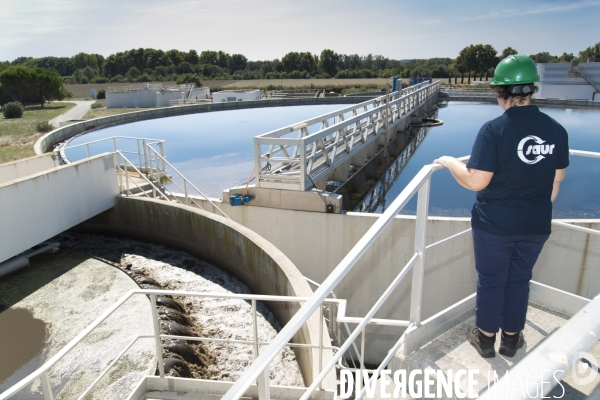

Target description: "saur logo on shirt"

left=517, top=135, right=555, bottom=164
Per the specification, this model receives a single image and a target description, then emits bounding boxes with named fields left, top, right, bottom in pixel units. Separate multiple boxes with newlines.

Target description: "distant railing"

left=443, top=90, right=496, bottom=97
left=254, top=81, right=439, bottom=191
left=106, top=83, right=163, bottom=92
left=61, top=136, right=230, bottom=219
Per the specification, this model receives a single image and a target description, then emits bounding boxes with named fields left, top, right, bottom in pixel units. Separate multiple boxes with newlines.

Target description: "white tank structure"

left=534, top=61, right=600, bottom=100
left=213, top=89, right=260, bottom=103
left=105, top=83, right=210, bottom=108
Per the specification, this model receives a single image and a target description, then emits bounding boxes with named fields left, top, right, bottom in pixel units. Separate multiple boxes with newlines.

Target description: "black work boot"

left=467, top=325, right=496, bottom=358
left=499, top=331, right=524, bottom=357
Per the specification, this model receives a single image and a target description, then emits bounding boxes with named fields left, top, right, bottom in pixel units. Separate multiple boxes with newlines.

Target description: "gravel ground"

left=57, top=233, right=304, bottom=387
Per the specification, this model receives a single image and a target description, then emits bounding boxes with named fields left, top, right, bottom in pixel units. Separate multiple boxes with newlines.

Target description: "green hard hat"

left=490, top=54, right=540, bottom=86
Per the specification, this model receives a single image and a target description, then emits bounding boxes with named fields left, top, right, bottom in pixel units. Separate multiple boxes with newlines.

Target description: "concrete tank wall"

left=189, top=199, right=600, bottom=363
left=34, top=97, right=364, bottom=155
left=156, top=90, right=183, bottom=107
left=0, top=153, right=60, bottom=185
left=106, top=88, right=158, bottom=108
left=72, top=196, right=335, bottom=389
left=0, top=153, right=119, bottom=264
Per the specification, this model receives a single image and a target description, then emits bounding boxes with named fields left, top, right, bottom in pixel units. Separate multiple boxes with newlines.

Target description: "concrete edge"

left=73, top=195, right=336, bottom=390
left=33, top=97, right=364, bottom=155
left=0, top=152, right=113, bottom=189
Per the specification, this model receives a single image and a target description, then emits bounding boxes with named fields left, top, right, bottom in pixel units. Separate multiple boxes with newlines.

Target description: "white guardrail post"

left=410, top=176, right=431, bottom=324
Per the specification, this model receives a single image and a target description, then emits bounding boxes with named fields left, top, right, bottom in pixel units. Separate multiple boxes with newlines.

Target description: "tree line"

left=1, top=43, right=598, bottom=107
left=0, top=65, right=65, bottom=108
left=1, top=43, right=595, bottom=86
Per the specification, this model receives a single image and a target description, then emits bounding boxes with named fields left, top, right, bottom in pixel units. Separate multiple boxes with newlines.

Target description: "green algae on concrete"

left=0, top=250, right=155, bottom=399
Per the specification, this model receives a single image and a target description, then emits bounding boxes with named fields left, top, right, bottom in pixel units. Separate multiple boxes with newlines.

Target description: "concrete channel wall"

left=72, top=196, right=335, bottom=389
left=0, top=153, right=118, bottom=264
left=186, top=199, right=600, bottom=363
left=34, top=97, right=364, bottom=155
left=0, top=153, right=60, bottom=185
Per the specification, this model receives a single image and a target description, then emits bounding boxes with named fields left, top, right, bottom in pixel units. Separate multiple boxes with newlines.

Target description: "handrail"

left=62, top=136, right=165, bottom=151
left=60, top=135, right=231, bottom=219
left=222, top=160, right=439, bottom=399
left=4, top=144, right=598, bottom=399
left=0, top=289, right=342, bottom=400
left=143, top=143, right=231, bottom=219
left=223, top=149, right=600, bottom=400
left=254, top=81, right=439, bottom=191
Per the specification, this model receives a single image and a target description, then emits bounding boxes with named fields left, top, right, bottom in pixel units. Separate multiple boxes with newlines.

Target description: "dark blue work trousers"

left=472, top=227, right=549, bottom=333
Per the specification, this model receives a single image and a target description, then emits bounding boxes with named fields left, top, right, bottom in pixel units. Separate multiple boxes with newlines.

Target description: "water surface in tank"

left=66, top=105, right=346, bottom=198
left=65, top=102, right=600, bottom=217
left=361, top=103, right=600, bottom=218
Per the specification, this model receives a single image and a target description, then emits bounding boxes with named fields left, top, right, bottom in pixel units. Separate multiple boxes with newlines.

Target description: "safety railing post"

left=150, top=294, right=165, bottom=377
left=410, top=176, right=431, bottom=324
left=318, top=304, right=324, bottom=390
left=252, top=299, right=259, bottom=359
left=41, top=371, right=54, bottom=400
left=125, top=159, right=130, bottom=195
left=183, top=180, right=188, bottom=205
left=116, top=153, right=123, bottom=194
left=142, top=139, right=148, bottom=174
left=159, top=142, right=165, bottom=172
left=112, top=137, right=117, bottom=154
left=85, top=143, right=90, bottom=158
left=257, top=369, right=270, bottom=400
left=300, top=138, right=307, bottom=191
left=136, top=139, right=142, bottom=175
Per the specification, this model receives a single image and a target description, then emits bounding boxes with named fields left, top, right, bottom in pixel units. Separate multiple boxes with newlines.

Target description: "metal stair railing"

left=569, top=62, right=600, bottom=93
left=142, top=143, right=230, bottom=219
left=223, top=149, right=600, bottom=400
left=61, top=136, right=230, bottom=219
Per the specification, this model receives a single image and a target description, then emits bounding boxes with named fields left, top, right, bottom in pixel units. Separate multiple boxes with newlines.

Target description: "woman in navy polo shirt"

left=434, top=55, right=569, bottom=358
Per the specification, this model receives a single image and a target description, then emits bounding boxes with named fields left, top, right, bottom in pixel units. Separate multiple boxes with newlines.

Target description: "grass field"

left=82, top=100, right=143, bottom=120
left=0, top=103, right=75, bottom=164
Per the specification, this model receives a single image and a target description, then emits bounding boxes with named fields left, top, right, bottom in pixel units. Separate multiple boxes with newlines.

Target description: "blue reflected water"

left=66, top=105, right=346, bottom=197
left=66, top=103, right=600, bottom=218
left=372, top=103, right=600, bottom=218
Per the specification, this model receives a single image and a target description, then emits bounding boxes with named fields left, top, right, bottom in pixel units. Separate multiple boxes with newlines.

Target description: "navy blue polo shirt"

left=466, top=105, right=569, bottom=236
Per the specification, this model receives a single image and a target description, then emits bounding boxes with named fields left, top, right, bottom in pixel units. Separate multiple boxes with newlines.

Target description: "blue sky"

left=1, top=0, right=597, bottom=61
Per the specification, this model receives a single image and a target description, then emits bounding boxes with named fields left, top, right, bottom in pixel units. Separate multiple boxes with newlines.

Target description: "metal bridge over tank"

left=254, top=81, right=439, bottom=191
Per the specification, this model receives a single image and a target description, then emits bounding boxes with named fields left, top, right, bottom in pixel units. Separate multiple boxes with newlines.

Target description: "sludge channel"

left=0, top=232, right=304, bottom=398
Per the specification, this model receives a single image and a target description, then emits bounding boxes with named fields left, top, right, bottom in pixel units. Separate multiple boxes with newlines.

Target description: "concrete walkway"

left=388, top=304, right=600, bottom=399
left=49, top=100, right=95, bottom=127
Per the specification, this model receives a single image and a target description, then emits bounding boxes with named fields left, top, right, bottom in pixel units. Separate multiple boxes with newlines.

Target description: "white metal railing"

left=443, top=90, right=496, bottom=97
left=60, top=135, right=165, bottom=166
left=254, top=81, right=439, bottom=191
left=7, top=145, right=597, bottom=399
left=0, top=289, right=345, bottom=400
left=223, top=149, right=600, bottom=400
left=61, top=136, right=230, bottom=219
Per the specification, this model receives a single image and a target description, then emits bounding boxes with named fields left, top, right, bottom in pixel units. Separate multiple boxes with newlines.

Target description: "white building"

left=156, top=86, right=210, bottom=107
left=534, top=60, right=600, bottom=101
left=106, top=83, right=210, bottom=108
left=212, top=89, right=260, bottom=103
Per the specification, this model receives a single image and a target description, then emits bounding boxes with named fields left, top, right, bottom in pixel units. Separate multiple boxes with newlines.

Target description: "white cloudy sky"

left=1, top=0, right=598, bottom=61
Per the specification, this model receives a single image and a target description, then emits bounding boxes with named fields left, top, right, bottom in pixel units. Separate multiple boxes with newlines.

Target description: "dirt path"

left=49, top=100, right=95, bottom=127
